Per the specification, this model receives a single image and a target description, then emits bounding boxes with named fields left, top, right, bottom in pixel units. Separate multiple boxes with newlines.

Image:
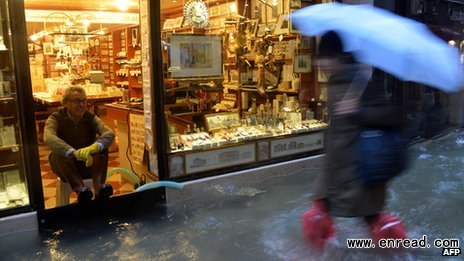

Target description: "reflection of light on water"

left=455, top=136, right=464, bottom=145
left=438, top=155, right=448, bottom=160
left=260, top=207, right=312, bottom=261
left=107, top=220, right=152, bottom=260
left=418, top=154, right=432, bottom=160
left=433, top=181, right=460, bottom=194
left=44, top=235, right=75, bottom=260
left=195, top=216, right=223, bottom=230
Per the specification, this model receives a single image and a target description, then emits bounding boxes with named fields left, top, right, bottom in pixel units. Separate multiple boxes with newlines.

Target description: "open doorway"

left=24, top=0, right=144, bottom=208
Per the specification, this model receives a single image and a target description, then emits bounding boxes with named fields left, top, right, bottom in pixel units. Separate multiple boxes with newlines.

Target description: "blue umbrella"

left=292, top=3, right=464, bottom=92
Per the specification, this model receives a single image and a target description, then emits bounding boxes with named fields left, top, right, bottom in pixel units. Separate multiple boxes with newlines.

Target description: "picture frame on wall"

left=260, top=0, right=281, bottom=23
left=173, top=16, right=184, bottom=28
left=318, top=68, right=330, bottom=83
left=204, top=112, right=241, bottom=131
left=43, top=43, right=53, bottom=55
left=298, top=36, right=311, bottom=50
left=294, top=54, right=312, bottom=73
left=248, top=19, right=259, bottom=36
left=257, top=140, right=270, bottom=161
left=274, top=14, right=289, bottom=35
left=290, top=0, right=302, bottom=8
left=28, top=43, right=34, bottom=53
left=168, top=34, right=223, bottom=79
left=289, top=9, right=300, bottom=34
left=245, top=114, right=258, bottom=126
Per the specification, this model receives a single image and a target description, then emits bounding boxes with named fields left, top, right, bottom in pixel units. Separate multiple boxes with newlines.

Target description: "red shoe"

left=367, top=212, right=407, bottom=243
left=301, top=199, right=335, bottom=250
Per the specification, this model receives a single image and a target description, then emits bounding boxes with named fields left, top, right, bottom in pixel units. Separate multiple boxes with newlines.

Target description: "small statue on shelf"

left=248, top=96, right=257, bottom=114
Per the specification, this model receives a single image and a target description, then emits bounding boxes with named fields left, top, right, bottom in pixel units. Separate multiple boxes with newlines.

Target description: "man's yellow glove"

left=76, top=143, right=100, bottom=167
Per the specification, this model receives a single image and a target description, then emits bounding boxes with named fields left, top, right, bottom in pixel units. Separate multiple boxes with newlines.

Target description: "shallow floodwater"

left=0, top=130, right=463, bottom=260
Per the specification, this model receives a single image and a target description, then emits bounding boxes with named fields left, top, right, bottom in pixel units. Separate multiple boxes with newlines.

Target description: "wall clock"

left=184, top=0, right=210, bottom=28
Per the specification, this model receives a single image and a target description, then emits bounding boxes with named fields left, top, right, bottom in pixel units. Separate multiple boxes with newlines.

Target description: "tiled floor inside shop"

left=39, top=143, right=134, bottom=209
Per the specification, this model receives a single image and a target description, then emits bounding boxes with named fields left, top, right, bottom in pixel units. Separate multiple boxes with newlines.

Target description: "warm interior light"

left=39, top=11, right=108, bottom=41
left=29, top=29, right=53, bottom=42
left=89, top=28, right=109, bottom=35
left=115, top=0, right=130, bottom=11
left=64, top=19, right=75, bottom=26
left=82, top=20, right=91, bottom=28
left=229, top=3, right=237, bottom=14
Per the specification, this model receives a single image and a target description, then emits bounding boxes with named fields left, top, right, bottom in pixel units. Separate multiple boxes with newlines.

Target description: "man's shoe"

left=97, top=183, right=113, bottom=200
left=77, top=187, right=93, bottom=203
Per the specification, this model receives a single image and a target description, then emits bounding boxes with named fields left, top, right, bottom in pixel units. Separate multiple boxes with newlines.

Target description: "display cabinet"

left=88, top=34, right=114, bottom=86
left=158, top=0, right=328, bottom=180
left=112, top=26, right=143, bottom=98
left=0, top=0, right=33, bottom=212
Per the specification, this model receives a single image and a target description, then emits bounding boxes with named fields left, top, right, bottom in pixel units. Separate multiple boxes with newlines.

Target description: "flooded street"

left=0, top=130, right=463, bottom=260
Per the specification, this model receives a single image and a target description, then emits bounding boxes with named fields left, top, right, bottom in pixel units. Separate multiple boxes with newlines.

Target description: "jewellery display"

left=169, top=119, right=327, bottom=153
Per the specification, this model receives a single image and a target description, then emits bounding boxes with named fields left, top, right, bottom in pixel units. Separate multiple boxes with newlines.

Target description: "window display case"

left=0, top=0, right=32, bottom=212
left=160, top=0, right=328, bottom=180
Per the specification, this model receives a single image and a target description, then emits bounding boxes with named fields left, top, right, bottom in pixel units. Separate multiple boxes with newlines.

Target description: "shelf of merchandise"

left=112, top=26, right=142, bottom=98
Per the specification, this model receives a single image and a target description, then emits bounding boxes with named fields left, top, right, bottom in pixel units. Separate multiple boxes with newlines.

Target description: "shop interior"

left=18, top=0, right=330, bottom=210
left=25, top=0, right=145, bottom=209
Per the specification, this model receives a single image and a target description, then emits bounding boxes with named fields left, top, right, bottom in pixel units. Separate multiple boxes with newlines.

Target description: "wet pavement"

left=0, top=129, right=463, bottom=260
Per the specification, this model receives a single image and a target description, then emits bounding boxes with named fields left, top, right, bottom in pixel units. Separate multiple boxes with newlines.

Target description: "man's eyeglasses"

left=70, top=99, right=87, bottom=105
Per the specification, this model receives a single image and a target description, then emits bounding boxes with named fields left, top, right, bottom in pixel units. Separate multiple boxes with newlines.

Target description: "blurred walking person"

left=302, top=31, right=407, bottom=250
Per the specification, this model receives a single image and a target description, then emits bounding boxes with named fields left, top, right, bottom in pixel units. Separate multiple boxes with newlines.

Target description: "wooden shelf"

left=0, top=144, right=19, bottom=153
left=0, top=163, right=18, bottom=172
left=277, top=89, right=299, bottom=94
left=0, top=97, right=14, bottom=102
left=112, top=26, right=143, bottom=98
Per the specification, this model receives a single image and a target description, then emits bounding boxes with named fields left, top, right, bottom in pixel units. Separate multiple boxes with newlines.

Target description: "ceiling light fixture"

left=29, top=11, right=109, bottom=42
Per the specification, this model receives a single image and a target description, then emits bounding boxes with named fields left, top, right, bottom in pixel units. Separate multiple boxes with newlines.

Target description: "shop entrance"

left=24, top=0, right=146, bottom=208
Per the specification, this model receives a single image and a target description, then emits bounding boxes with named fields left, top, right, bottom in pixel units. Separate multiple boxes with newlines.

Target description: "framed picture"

left=273, top=41, right=291, bottom=57
left=259, top=0, right=281, bottom=23
left=248, top=19, right=259, bottom=36
left=65, top=26, right=86, bottom=43
left=204, top=112, right=241, bottom=131
left=298, top=36, right=311, bottom=50
left=169, top=155, right=185, bottom=178
left=174, top=16, right=184, bottom=28
left=218, top=3, right=229, bottom=16
left=318, top=68, right=330, bottom=83
left=163, top=18, right=176, bottom=30
left=274, top=14, right=289, bottom=35
left=209, top=5, right=220, bottom=17
left=168, top=34, right=223, bottom=79
left=294, top=54, right=312, bottom=73
left=28, top=43, right=34, bottom=52
left=257, top=140, right=270, bottom=161
left=131, top=27, right=139, bottom=47
left=289, top=9, right=300, bottom=34
left=289, top=0, right=302, bottom=9
left=43, top=43, right=53, bottom=55
left=245, top=114, right=258, bottom=126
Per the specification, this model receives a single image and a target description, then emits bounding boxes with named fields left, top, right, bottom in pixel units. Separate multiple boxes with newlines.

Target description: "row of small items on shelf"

left=169, top=120, right=328, bottom=152
left=116, top=68, right=142, bottom=77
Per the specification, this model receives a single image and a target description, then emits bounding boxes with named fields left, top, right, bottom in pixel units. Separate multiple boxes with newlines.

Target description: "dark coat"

left=313, top=65, right=398, bottom=217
